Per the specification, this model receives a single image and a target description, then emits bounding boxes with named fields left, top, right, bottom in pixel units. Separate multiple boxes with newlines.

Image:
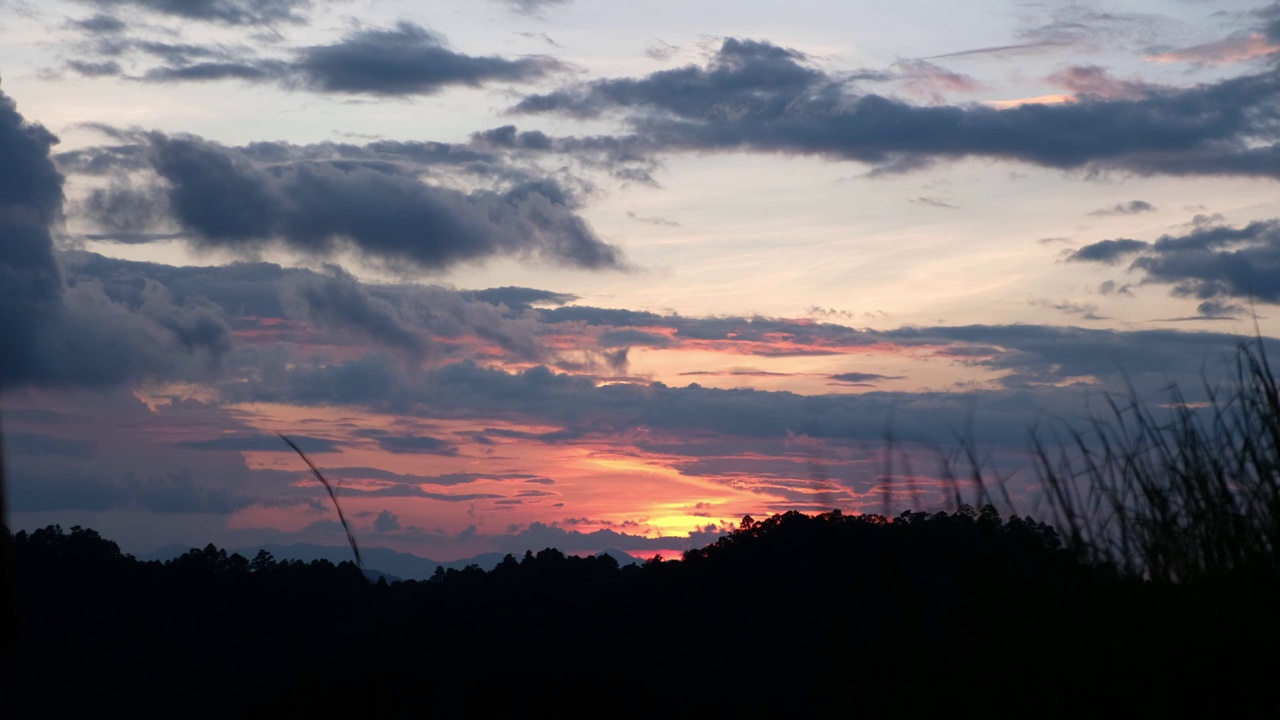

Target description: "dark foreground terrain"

left=2, top=508, right=1276, bottom=718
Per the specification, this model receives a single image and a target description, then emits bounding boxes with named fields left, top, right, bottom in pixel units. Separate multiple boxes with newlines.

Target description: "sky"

left=3, top=0, right=1280, bottom=561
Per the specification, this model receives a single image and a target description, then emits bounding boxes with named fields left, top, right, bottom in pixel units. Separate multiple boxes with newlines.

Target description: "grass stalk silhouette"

left=1029, top=338, right=1280, bottom=585
left=279, top=433, right=362, bottom=570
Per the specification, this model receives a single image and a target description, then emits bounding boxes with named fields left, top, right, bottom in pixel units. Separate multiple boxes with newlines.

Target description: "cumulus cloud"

left=82, top=132, right=624, bottom=272
left=0, top=89, right=234, bottom=388
left=1072, top=219, right=1280, bottom=304
left=512, top=36, right=1280, bottom=179
left=295, top=22, right=562, bottom=95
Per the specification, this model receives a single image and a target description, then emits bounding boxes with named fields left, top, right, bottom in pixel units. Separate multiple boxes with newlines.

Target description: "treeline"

left=2, top=508, right=1275, bottom=718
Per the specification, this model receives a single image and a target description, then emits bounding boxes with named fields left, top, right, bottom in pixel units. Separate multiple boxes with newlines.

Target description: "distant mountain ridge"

left=139, top=542, right=639, bottom=580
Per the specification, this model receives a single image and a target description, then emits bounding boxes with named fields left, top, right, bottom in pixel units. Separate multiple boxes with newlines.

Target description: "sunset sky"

left=3, top=0, right=1280, bottom=561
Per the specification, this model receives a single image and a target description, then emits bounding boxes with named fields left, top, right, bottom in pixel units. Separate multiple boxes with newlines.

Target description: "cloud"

left=493, top=0, right=569, bottom=16
left=513, top=37, right=1280, bottom=180
left=73, top=0, right=312, bottom=25
left=1030, top=299, right=1107, bottom=321
left=0, top=87, right=65, bottom=383
left=64, top=20, right=561, bottom=97
left=909, top=196, right=958, bottom=209
left=85, top=132, right=624, bottom=272
left=644, top=40, right=679, bottom=61
left=891, top=59, right=980, bottom=102
left=1067, top=238, right=1149, bottom=264
left=464, top=286, right=578, bottom=308
left=374, top=509, right=401, bottom=533
left=626, top=210, right=680, bottom=226
left=1147, top=34, right=1278, bottom=65
left=68, top=13, right=127, bottom=34
left=1088, top=200, right=1157, bottom=216
left=283, top=266, right=427, bottom=358
left=5, top=432, right=95, bottom=459
left=10, top=469, right=257, bottom=514
left=1046, top=65, right=1158, bottom=100
left=295, top=22, right=561, bottom=95
left=354, top=430, right=459, bottom=455
left=225, top=320, right=1265, bottom=453
left=597, top=329, right=671, bottom=348
left=1074, top=219, right=1280, bottom=304
left=829, top=372, right=902, bottom=384
left=176, top=434, right=340, bottom=453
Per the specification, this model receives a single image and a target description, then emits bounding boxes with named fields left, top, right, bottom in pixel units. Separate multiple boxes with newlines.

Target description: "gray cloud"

left=464, top=286, right=578, bottom=308
left=176, top=434, right=339, bottom=453
left=374, top=509, right=401, bottom=533
left=85, top=132, right=624, bottom=272
left=354, top=430, right=459, bottom=456
left=1047, top=65, right=1159, bottom=100
left=1074, top=219, right=1280, bottom=304
left=493, top=0, right=569, bottom=16
left=0, top=88, right=65, bottom=383
left=1088, top=200, right=1157, bottom=216
left=909, top=196, right=958, bottom=209
left=10, top=467, right=256, bottom=514
left=72, top=0, right=311, bottom=25
left=513, top=37, right=1280, bottom=179
left=283, top=266, right=427, bottom=357
left=597, top=329, right=670, bottom=348
left=1067, top=238, right=1149, bottom=264
left=65, top=20, right=561, bottom=97
left=829, top=372, right=901, bottom=383
left=295, top=22, right=561, bottom=95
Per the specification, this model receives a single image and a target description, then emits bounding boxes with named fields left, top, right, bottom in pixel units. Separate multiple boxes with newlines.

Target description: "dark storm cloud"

left=0, top=88, right=65, bottom=383
left=2, top=96, right=230, bottom=388
left=513, top=37, right=1280, bottom=179
left=295, top=22, right=561, bottom=95
left=73, top=0, right=312, bottom=25
left=1073, top=219, right=1280, bottom=304
left=88, top=132, right=623, bottom=271
left=0, top=98, right=235, bottom=389
left=1088, top=200, right=1156, bottom=216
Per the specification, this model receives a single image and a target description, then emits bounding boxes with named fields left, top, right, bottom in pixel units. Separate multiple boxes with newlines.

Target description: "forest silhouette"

left=4, top=342, right=1280, bottom=717
left=3, top=503, right=1275, bottom=718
